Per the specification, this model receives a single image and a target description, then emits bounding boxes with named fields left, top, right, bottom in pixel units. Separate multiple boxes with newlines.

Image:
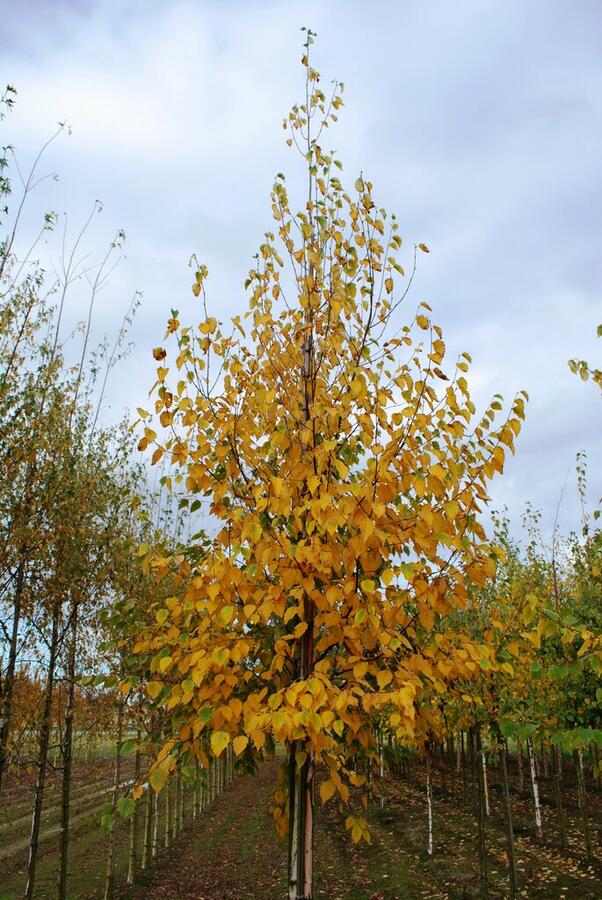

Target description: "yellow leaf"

left=416, top=314, right=429, bottom=330
left=210, top=731, right=230, bottom=757
left=377, top=670, right=392, bottom=689
left=200, top=317, right=217, bottom=334
left=147, top=681, right=163, bottom=700
left=381, top=569, right=394, bottom=587
left=319, top=780, right=336, bottom=804
left=232, top=735, right=249, bottom=756
left=353, top=661, right=369, bottom=679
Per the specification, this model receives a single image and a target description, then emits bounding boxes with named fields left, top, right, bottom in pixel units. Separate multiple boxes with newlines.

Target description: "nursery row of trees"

left=0, top=83, right=188, bottom=899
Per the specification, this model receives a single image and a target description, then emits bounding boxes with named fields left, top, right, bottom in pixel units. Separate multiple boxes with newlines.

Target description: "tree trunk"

left=142, top=788, right=153, bottom=871
left=288, top=747, right=314, bottom=900
left=516, top=739, right=524, bottom=794
left=172, top=762, right=180, bottom=839
left=0, top=557, right=25, bottom=793
left=25, top=599, right=60, bottom=900
left=379, top=730, right=385, bottom=807
left=481, top=744, right=490, bottom=817
left=498, top=733, right=518, bottom=896
left=152, top=789, right=160, bottom=859
left=178, top=761, right=184, bottom=831
left=426, top=747, right=434, bottom=856
left=164, top=777, right=171, bottom=847
left=575, top=748, right=593, bottom=860
left=58, top=600, right=78, bottom=900
left=552, top=746, right=566, bottom=851
left=103, top=701, right=124, bottom=900
left=527, top=738, right=543, bottom=839
left=127, top=731, right=141, bottom=884
left=475, top=727, right=489, bottom=898
left=461, top=730, right=467, bottom=802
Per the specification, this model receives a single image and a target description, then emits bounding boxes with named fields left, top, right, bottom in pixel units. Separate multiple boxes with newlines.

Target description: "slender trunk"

left=527, top=738, right=543, bottom=839
left=127, top=731, right=141, bottom=884
left=475, top=727, right=488, bottom=898
left=25, top=600, right=60, bottom=900
left=164, top=778, right=171, bottom=848
left=103, top=702, right=124, bottom=900
left=379, top=730, right=385, bottom=807
left=543, top=744, right=549, bottom=780
left=58, top=601, right=78, bottom=900
left=152, top=789, right=160, bottom=859
left=178, top=762, right=184, bottom=831
left=288, top=581, right=315, bottom=899
left=461, top=730, right=467, bottom=802
left=426, top=748, right=434, bottom=856
left=591, top=743, right=601, bottom=789
left=192, top=760, right=199, bottom=820
left=575, top=749, right=593, bottom=861
left=0, top=558, right=25, bottom=793
left=172, top=763, right=180, bottom=839
left=481, top=746, right=490, bottom=817
left=517, top=739, right=524, bottom=794
left=142, top=788, right=153, bottom=871
left=498, top=732, right=518, bottom=896
left=552, top=746, right=566, bottom=852
left=288, top=748, right=314, bottom=900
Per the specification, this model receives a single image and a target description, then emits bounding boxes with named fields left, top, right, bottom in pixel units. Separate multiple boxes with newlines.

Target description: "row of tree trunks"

left=393, top=730, right=598, bottom=898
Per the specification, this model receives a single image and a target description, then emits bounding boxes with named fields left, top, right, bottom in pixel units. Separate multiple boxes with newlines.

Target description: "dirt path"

left=121, top=761, right=287, bottom=900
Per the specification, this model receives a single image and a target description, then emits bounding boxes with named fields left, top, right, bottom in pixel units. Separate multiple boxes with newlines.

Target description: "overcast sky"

left=2, top=0, right=601, bottom=539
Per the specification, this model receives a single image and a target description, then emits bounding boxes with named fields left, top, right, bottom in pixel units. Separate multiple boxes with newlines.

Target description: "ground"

left=120, top=759, right=601, bottom=900
left=1, top=754, right=600, bottom=899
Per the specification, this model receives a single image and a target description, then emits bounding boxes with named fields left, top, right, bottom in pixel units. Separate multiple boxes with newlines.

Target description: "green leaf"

left=116, top=797, right=136, bottom=819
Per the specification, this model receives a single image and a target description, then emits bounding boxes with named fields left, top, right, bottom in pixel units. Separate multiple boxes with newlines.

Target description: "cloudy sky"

left=2, top=0, right=601, bottom=538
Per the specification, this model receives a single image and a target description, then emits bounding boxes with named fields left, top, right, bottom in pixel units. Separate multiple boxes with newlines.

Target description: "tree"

left=131, top=33, right=526, bottom=899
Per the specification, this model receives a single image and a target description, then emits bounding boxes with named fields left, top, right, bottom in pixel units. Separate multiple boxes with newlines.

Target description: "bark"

left=178, top=762, right=184, bottom=832
left=379, top=730, right=385, bottom=807
left=426, top=747, right=434, bottom=856
left=575, top=748, right=593, bottom=860
left=127, top=731, right=141, bottom=884
left=498, top=732, right=518, bottom=896
left=475, top=727, right=489, bottom=899
left=288, top=748, right=314, bottom=900
left=527, top=738, right=543, bottom=839
left=24, top=599, right=60, bottom=900
left=0, top=557, right=25, bottom=793
left=516, top=739, right=524, bottom=794
left=461, top=730, right=467, bottom=802
left=172, top=763, right=180, bottom=839
left=58, top=600, right=78, bottom=900
left=481, top=745, right=490, bottom=817
left=552, top=746, right=566, bottom=852
left=103, top=701, right=124, bottom=900
left=288, top=539, right=316, bottom=899
left=151, top=789, right=160, bottom=859
left=142, top=788, right=153, bottom=871
left=164, top=777, right=171, bottom=848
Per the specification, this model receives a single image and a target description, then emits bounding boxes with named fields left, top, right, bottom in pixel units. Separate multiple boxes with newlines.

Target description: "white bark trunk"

left=481, top=749, right=490, bottom=817
left=426, top=755, right=434, bottom=856
left=527, top=738, right=543, bottom=838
